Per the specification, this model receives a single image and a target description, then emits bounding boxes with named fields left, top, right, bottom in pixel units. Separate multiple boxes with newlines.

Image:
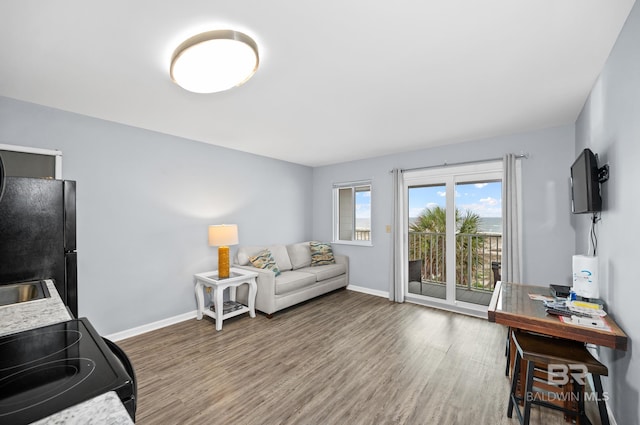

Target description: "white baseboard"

left=104, top=310, right=197, bottom=342
left=347, top=284, right=389, bottom=299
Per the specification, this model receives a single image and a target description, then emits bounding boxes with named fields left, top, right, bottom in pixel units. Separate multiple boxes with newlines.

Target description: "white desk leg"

left=214, top=285, right=224, bottom=331
left=195, top=281, right=205, bottom=320
left=248, top=278, right=257, bottom=318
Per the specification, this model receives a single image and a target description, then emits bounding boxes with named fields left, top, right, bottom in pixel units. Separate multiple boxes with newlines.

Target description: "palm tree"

left=455, top=209, right=482, bottom=287
left=409, top=207, right=482, bottom=286
left=409, top=206, right=480, bottom=233
left=410, top=205, right=447, bottom=233
left=456, top=209, right=481, bottom=234
left=409, top=207, right=446, bottom=282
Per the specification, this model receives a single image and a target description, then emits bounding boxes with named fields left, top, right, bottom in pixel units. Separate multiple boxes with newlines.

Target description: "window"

left=333, top=180, right=372, bottom=245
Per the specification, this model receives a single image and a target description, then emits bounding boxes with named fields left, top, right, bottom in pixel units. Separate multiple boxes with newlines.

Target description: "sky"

left=408, top=181, right=502, bottom=218
left=355, top=190, right=370, bottom=219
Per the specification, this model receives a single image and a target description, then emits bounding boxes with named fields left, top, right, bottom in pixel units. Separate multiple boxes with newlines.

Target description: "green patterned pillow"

left=309, top=241, right=335, bottom=266
left=249, top=249, right=281, bottom=276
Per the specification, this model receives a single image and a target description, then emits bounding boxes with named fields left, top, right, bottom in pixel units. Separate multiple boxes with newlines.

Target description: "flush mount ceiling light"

left=170, top=29, right=259, bottom=94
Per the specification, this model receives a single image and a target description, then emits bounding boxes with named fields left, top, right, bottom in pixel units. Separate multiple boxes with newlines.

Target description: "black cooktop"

left=0, top=318, right=133, bottom=424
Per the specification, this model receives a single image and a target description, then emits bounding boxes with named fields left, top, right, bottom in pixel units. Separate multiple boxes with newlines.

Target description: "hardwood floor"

left=117, top=290, right=602, bottom=424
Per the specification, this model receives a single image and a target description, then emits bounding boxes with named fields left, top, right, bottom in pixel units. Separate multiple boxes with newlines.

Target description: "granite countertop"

left=0, top=280, right=134, bottom=424
left=32, top=391, right=133, bottom=425
left=0, top=280, right=73, bottom=337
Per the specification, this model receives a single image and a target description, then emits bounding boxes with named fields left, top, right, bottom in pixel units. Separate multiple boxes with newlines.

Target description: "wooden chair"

left=507, top=330, right=609, bottom=425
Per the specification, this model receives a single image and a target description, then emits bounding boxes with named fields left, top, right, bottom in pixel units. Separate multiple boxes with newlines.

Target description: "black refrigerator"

left=0, top=156, right=78, bottom=317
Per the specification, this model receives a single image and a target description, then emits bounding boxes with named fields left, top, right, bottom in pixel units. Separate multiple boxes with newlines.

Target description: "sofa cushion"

left=268, top=245, right=293, bottom=272
left=286, top=242, right=312, bottom=270
left=297, top=263, right=346, bottom=282
left=309, top=241, right=336, bottom=266
left=249, top=249, right=281, bottom=276
left=275, top=271, right=317, bottom=295
left=236, top=245, right=292, bottom=271
left=236, top=246, right=267, bottom=266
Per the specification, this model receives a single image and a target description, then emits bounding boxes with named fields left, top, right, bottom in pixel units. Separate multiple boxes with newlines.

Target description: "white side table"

left=194, top=268, right=258, bottom=331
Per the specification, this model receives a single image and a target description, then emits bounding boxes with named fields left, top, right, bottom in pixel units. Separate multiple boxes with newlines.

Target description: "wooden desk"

left=488, top=281, right=627, bottom=351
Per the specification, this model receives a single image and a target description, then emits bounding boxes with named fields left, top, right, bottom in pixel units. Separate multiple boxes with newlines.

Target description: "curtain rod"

left=395, top=153, right=529, bottom=174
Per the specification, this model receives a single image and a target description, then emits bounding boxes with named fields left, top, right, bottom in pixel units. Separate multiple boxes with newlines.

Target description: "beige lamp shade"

left=208, top=224, right=239, bottom=247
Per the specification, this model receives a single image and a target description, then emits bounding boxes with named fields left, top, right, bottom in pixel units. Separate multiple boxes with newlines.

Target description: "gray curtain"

left=390, top=168, right=405, bottom=302
left=502, top=154, right=522, bottom=283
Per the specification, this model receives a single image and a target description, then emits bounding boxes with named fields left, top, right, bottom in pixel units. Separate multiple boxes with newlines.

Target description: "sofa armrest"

left=334, top=254, right=349, bottom=284
left=233, top=264, right=278, bottom=314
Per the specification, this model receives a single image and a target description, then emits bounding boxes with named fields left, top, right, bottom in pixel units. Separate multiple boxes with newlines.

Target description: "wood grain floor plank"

left=118, top=290, right=603, bottom=425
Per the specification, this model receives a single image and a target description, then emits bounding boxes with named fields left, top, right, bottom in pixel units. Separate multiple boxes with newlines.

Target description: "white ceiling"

left=0, top=1, right=635, bottom=167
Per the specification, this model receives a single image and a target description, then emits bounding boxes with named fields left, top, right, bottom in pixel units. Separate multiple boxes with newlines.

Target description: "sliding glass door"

left=404, top=161, right=503, bottom=312
left=408, top=184, right=447, bottom=301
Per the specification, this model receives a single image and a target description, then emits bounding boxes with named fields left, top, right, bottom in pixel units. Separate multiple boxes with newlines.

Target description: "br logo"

left=548, top=364, right=588, bottom=385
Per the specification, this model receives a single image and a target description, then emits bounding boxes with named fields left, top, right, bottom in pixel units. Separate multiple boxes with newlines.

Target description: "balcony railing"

left=355, top=229, right=371, bottom=241
left=408, top=231, right=502, bottom=292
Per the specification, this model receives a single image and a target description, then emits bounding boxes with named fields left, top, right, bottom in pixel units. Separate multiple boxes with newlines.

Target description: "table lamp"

left=208, top=224, right=239, bottom=279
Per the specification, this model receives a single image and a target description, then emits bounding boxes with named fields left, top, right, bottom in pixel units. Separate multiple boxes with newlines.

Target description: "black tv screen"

left=571, top=148, right=602, bottom=214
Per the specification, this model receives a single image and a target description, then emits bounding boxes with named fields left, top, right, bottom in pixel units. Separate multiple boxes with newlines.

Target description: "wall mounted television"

left=570, top=148, right=602, bottom=214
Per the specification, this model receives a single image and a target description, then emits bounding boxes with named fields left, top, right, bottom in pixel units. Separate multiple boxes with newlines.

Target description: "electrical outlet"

left=386, top=225, right=391, bottom=233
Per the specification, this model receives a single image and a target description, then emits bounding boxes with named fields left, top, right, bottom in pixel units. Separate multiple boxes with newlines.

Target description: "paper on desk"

left=558, top=315, right=612, bottom=332
left=568, top=301, right=607, bottom=317
left=528, top=293, right=554, bottom=302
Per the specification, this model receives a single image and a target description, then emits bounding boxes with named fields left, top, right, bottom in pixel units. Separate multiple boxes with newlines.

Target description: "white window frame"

left=0, top=143, right=62, bottom=178
left=332, top=179, right=372, bottom=246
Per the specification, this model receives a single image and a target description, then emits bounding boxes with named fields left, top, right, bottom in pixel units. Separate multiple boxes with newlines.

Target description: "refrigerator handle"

left=64, top=180, right=77, bottom=251
left=0, top=153, right=5, bottom=202
left=65, top=252, right=78, bottom=318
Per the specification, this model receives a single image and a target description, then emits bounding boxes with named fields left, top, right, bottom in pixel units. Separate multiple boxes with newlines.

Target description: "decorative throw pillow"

left=249, top=249, right=281, bottom=276
left=309, top=241, right=335, bottom=266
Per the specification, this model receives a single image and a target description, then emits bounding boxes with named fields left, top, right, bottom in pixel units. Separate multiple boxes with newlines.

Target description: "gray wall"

left=575, top=1, right=640, bottom=423
left=0, top=96, right=313, bottom=335
left=312, top=125, right=576, bottom=292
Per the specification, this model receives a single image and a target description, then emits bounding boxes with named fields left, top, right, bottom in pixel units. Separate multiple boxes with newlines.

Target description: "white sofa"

left=233, top=242, right=349, bottom=317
